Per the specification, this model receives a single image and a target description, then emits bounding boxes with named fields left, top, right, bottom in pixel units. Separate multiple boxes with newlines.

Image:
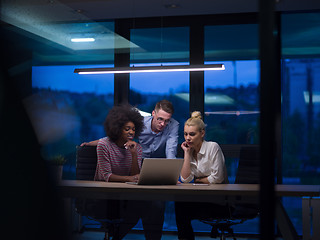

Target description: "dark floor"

left=71, top=215, right=262, bottom=240
left=73, top=231, right=261, bottom=240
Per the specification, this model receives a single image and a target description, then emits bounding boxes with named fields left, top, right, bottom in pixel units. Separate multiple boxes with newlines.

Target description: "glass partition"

left=201, top=23, right=260, bottom=235
left=31, top=64, right=114, bottom=179
left=4, top=5, right=320, bottom=237
left=205, top=24, right=259, bottom=61
left=130, top=27, right=189, bottom=64
left=281, top=12, right=320, bottom=235
left=129, top=67, right=190, bottom=232
left=129, top=26, right=190, bottom=232
left=204, top=23, right=260, bottom=183
left=204, top=60, right=260, bottom=145
left=130, top=26, right=190, bottom=143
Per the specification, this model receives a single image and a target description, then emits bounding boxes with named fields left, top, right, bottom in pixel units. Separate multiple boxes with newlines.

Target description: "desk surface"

left=57, top=180, right=320, bottom=202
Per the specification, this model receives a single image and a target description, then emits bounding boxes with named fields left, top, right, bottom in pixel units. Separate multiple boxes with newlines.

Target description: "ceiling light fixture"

left=74, top=64, right=225, bottom=74
left=71, top=37, right=95, bottom=42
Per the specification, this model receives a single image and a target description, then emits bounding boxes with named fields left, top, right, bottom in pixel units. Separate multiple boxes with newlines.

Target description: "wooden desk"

left=57, top=180, right=320, bottom=200
left=58, top=180, right=260, bottom=202
left=57, top=180, right=320, bottom=240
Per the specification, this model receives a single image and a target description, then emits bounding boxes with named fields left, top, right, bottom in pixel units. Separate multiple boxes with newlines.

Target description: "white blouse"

left=180, top=141, right=228, bottom=184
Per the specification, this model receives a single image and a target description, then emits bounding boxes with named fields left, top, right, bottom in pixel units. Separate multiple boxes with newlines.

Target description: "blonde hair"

left=185, top=111, right=206, bottom=131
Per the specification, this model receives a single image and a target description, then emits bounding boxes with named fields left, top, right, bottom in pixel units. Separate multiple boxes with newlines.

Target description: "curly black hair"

left=104, top=104, right=144, bottom=142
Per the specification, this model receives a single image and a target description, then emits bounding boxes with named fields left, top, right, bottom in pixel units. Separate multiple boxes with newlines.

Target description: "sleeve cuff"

left=180, top=174, right=194, bottom=183
left=207, top=175, right=215, bottom=184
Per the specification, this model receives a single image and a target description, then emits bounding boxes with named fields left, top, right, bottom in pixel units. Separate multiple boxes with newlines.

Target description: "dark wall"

left=0, top=22, right=69, bottom=240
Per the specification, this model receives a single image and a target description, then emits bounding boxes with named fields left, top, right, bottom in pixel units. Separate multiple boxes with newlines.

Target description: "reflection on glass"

left=204, top=60, right=260, bottom=234
left=130, top=65, right=190, bottom=145
left=131, top=27, right=189, bottom=63
left=282, top=58, right=320, bottom=183
left=205, top=24, right=259, bottom=61
left=281, top=12, right=320, bottom=235
left=204, top=60, right=260, bottom=145
left=282, top=58, right=320, bottom=235
left=129, top=65, right=190, bottom=232
left=30, top=65, right=114, bottom=179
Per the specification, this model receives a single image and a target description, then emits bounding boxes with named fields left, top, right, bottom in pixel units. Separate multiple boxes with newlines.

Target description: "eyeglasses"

left=154, top=112, right=171, bottom=124
left=156, top=117, right=170, bottom=124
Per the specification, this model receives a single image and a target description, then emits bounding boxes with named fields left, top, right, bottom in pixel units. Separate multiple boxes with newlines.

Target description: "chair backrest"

left=75, top=145, right=122, bottom=220
left=231, top=145, right=260, bottom=218
left=76, top=145, right=98, bottom=180
left=235, top=145, right=260, bottom=184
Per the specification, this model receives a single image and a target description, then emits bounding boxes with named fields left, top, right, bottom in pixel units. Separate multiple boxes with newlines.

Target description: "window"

left=204, top=24, right=260, bottom=183
left=281, top=12, right=320, bottom=235
left=205, top=24, right=259, bottom=61
left=203, top=23, right=260, bottom=234
left=204, top=60, right=260, bottom=145
left=204, top=24, right=260, bottom=147
left=281, top=12, right=320, bottom=184
left=129, top=27, right=190, bottom=232
left=30, top=64, right=114, bottom=179
left=130, top=27, right=190, bottom=145
left=6, top=7, right=320, bottom=236
left=130, top=27, right=189, bottom=64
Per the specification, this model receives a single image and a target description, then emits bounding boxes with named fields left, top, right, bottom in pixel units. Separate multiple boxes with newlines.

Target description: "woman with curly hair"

left=83, top=100, right=178, bottom=239
left=93, top=104, right=144, bottom=240
left=94, top=104, right=144, bottom=183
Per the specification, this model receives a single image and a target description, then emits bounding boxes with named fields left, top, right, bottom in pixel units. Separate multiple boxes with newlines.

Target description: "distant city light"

left=304, top=91, right=320, bottom=103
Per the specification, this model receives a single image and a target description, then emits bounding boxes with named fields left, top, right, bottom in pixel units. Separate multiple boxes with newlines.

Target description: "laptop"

left=128, top=158, right=184, bottom=185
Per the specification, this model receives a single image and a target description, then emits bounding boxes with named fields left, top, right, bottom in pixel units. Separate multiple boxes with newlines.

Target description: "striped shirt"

left=94, top=137, right=143, bottom=182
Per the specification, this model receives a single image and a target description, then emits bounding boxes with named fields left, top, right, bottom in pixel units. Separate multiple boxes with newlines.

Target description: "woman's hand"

left=194, top=177, right=210, bottom=184
left=127, top=174, right=140, bottom=182
left=124, top=140, right=138, bottom=155
left=180, top=141, right=192, bottom=180
left=181, top=141, right=191, bottom=153
left=126, top=140, right=140, bottom=175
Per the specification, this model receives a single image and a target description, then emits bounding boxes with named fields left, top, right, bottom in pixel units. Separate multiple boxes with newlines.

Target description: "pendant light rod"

left=74, top=64, right=225, bottom=74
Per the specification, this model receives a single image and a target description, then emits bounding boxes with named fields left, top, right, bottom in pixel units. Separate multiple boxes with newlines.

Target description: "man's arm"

left=165, top=120, right=179, bottom=158
left=80, top=139, right=99, bottom=147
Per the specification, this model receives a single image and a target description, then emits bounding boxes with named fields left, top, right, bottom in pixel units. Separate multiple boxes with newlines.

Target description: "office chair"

left=75, top=145, right=123, bottom=240
left=200, top=145, right=260, bottom=240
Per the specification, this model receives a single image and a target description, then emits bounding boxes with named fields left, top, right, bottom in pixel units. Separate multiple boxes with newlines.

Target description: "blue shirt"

left=138, top=116, right=179, bottom=159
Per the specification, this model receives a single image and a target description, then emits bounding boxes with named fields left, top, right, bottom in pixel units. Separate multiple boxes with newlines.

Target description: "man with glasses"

left=134, top=99, right=179, bottom=239
left=139, top=99, right=179, bottom=159
left=81, top=99, right=179, bottom=239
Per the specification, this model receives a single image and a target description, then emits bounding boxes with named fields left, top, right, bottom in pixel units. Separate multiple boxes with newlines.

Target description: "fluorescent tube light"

left=205, top=111, right=260, bottom=116
left=74, top=64, right=225, bottom=74
left=71, top=38, right=95, bottom=42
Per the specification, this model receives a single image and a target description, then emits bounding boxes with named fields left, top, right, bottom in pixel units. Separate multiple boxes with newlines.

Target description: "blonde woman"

left=180, top=111, right=228, bottom=184
left=175, top=111, right=230, bottom=240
